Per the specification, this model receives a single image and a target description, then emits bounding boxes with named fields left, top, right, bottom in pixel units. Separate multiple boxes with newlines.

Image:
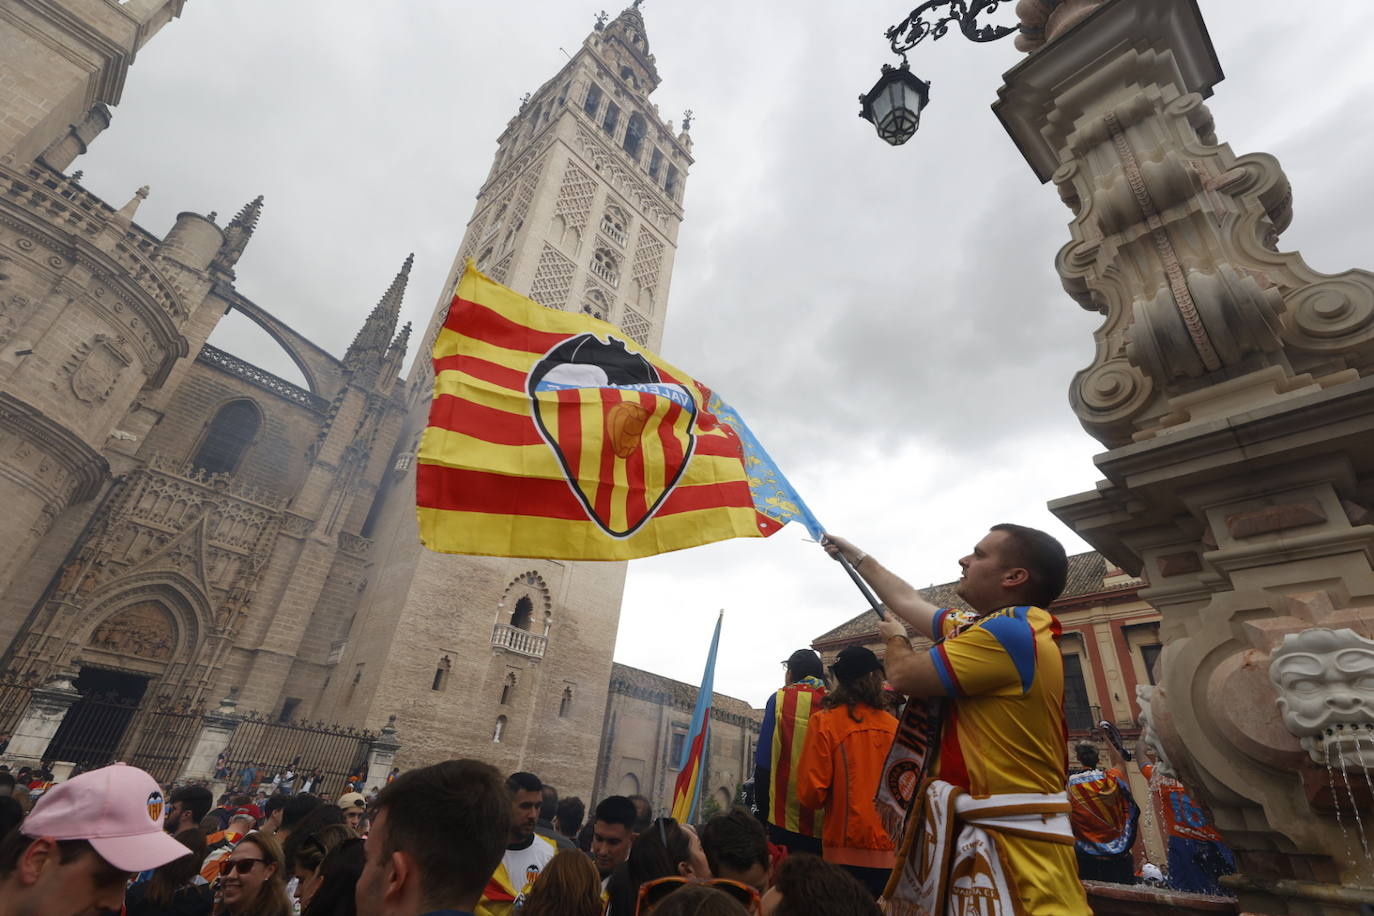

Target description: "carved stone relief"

left=89, top=601, right=175, bottom=660
left=64, top=334, right=131, bottom=403
left=1135, top=683, right=1176, bottom=778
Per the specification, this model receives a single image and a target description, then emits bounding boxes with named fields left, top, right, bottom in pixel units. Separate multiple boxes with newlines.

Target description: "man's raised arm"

left=822, top=535, right=942, bottom=640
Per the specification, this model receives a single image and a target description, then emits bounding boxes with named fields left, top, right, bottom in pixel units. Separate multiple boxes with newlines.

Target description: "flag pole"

left=833, top=551, right=887, bottom=621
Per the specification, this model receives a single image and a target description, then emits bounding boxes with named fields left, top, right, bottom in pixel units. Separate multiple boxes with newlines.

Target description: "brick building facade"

left=0, top=1, right=696, bottom=802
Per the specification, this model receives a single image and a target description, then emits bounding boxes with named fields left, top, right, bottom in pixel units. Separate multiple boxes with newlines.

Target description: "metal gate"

left=222, top=712, right=374, bottom=797
left=124, top=698, right=205, bottom=783
left=43, top=691, right=141, bottom=771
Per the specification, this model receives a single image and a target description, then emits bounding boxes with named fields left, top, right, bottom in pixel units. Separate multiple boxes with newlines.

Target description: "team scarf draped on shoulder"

left=416, top=261, right=822, bottom=560
left=1067, top=768, right=1139, bottom=856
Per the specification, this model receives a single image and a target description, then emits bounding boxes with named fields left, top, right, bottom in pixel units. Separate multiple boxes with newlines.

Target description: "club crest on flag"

left=527, top=332, right=697, bottom=537
left=416, top=261, right=825, bottom=561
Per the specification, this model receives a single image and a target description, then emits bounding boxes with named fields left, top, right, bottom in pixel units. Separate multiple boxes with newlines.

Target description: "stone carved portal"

left=88, top=602, right=176, bottom=661
left=1271, top=627, right=1374, bottom=769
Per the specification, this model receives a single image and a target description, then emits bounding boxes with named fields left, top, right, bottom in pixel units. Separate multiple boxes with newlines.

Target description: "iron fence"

left=124, top=697, right=205, bottom=784
left=43, top=690, right=141, bottom=771
left=2, top=679, right=377, bottom=791
left=221, top=712, right=375, bottom=798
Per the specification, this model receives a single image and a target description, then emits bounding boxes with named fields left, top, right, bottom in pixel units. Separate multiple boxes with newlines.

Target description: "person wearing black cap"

left=753, top=648, right=827, bottom=856
left=794, top=645, right=898, bottom=896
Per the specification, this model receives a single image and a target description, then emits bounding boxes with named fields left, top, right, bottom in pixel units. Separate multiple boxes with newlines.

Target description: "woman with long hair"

left=608, top=816, right=712, bottom=916
left=302, top=836, right=366, bottom=916
left=126, top=827, right=212, bottom=916
left=521, top=848, right=604, bottom=916
left=302, top=840, right=365, bottom=916
left=289, top=822, right=356, bottom=910
left=796, top=646, right=899, bottom=897
left=217, top=830, right=292, bottom=916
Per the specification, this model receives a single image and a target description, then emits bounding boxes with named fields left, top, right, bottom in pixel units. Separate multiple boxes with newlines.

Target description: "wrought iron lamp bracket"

left=886, top=0, right=1017, bottom=57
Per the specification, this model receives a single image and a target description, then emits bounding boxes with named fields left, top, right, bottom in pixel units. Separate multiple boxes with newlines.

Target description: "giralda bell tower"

left=314, top=6, right=693, bottom=799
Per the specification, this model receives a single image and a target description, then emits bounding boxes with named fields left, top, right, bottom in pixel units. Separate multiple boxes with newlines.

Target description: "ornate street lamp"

left=860, top=0, right=1017, bottom=145
left=859, top=63, right=930, bottom=146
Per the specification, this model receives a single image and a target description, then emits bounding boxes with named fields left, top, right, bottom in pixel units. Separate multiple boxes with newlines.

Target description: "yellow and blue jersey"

left=928, top=605, right=1089, bottom=915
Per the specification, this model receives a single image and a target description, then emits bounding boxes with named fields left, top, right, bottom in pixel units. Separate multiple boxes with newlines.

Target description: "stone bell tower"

left=996, top=0, right=1374, bottom=909
left=313, top=6, right=694, bottom=801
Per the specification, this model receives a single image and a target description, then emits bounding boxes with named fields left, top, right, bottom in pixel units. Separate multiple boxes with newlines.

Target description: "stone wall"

left=596, top=662, right=762, bottom=817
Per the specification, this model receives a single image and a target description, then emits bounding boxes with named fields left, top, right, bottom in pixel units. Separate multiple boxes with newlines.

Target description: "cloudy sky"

left=80, top=0, right=1374, bottom=708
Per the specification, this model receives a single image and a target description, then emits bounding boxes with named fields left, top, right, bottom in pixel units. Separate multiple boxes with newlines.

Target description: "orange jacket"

left=795, top=701, right=898, bottom=869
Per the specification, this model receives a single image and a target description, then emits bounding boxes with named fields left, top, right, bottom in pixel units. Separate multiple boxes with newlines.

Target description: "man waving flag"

left=417, top=261, right=821, bottom=560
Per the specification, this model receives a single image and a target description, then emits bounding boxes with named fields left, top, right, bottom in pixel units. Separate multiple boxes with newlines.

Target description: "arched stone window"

left=493, top=715, right=507, bottom=742
left=559, top=686, right=574, bottom=718
left=584, top=82, right=604, bottom=118
left=623, top=113, right=647, bottom=160
left=500, top=671, right=517, bottom=705
left=477, top=246, right=494, bottom=269
left=600, top=206, right=628, bottom=247
left=591, top=247, right=620, bottom=287
left=510, top=595, right=534, bottom=631
left=602, top=102, right=621, bottom=137
left=489, top=201, right=508, bottom=231
left=581, top=288, right=609, bottom=322
left=191, top=399, right=262, bottom=476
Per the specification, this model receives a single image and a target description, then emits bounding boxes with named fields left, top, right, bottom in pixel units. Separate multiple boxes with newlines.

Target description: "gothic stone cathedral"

left=0, top=0, right=723, bottom=803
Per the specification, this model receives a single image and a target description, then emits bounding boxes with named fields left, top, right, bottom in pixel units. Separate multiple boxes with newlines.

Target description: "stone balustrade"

left=196, top=344, right=328, bottom=412
left=491, top=623, right=547, bottom=658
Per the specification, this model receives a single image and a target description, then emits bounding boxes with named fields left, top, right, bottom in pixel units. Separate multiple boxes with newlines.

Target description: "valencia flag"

left=671, top=611, right=722, bottom=824
left=417, top=261, right=821, bottom=560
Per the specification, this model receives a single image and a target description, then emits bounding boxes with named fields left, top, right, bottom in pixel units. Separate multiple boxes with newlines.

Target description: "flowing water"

left=1331, top=726, right=1372, bottom=861
left=1324, top=733, right=1357, bottom=863
left=1354, top=729, right=1374, bottom=803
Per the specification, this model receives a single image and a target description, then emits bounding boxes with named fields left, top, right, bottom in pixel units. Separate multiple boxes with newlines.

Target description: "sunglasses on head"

left=636, top=876, right=761, bottom=914
left=220, top=857, right=268, bottom=876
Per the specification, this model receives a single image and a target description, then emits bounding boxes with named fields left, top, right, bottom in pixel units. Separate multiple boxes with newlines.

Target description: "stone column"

left=363, top=716, right=401, bottom=792
left=5, top=674, right=80, bottom=766
left=995, top=0, right=1374, bottom=910
left=181, top=691, right=240, bottom=783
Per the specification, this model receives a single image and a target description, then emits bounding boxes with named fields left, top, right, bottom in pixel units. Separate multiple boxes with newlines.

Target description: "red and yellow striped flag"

left=416, top=262, right=803, bottom=560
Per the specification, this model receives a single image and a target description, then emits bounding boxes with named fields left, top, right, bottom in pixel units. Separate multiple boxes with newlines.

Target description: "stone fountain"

left=990, top=0, right=1374, bottom=911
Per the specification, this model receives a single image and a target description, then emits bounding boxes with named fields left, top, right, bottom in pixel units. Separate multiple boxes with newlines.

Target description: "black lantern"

left=858, top=61, right=931, bottom=146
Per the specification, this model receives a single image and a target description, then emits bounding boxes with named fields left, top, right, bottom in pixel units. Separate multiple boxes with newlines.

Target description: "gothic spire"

left=386, top=321, right=412, bottom=361
left=345, top=254, right=413, bottom=371
left=383, top=321, right=412, bottom=379
left=596, top=4, right=660, bottom=92
left=212, top=194, right=264, bottom=275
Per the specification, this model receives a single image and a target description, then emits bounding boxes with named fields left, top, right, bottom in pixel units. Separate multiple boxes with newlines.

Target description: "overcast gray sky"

left=80, top=1, right=1374, bottom=709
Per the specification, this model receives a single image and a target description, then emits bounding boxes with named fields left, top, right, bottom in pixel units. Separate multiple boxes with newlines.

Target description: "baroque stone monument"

left=993, top=0, right=1374, bottom=910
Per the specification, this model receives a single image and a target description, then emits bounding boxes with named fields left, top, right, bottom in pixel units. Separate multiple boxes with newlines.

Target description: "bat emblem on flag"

left=527, top=333, right=697, bottom=536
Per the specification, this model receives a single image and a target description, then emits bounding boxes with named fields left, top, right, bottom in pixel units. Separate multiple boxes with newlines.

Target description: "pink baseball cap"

left=21, top=763, right=192, bottom=872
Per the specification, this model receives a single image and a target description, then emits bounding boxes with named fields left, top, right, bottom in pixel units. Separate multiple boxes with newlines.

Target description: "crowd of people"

left=0, top=757, right=882, bottom=916
left=0, top=523, right=1243, bottom=914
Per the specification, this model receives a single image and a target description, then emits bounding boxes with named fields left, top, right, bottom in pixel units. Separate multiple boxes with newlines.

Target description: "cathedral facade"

left=0, top=0, right=694, bottom=803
